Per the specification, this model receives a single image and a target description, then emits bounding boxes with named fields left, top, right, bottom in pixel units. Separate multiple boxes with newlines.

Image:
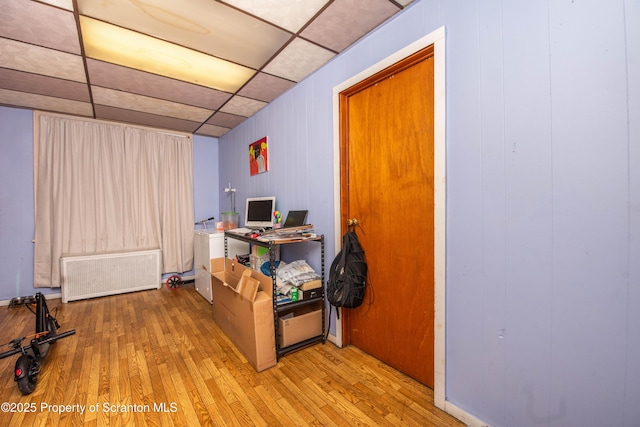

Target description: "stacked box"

left=296, top=279, right=323, bottom=300
left=278, top=302, right=324, bottom=347
left=250, top=245, right=280, bottom=271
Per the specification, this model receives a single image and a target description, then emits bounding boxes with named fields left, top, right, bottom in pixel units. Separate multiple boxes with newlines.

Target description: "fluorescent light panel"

left=80, top=16, right=255, bottom=93
left=77, top=0, right=291, bottom=70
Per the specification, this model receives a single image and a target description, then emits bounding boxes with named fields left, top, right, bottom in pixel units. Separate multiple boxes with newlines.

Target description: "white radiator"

left=60, top=249, right=162, bottom=303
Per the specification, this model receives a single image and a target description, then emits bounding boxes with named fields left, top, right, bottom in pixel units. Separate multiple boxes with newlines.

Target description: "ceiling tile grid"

left=0, top=68, right=90, bottom=102
left=0, top=0, right=412, bottom=137
left=1, top=38, right=86, bottom=83
left=86, top=59, right=232, bottom=111
left=0, top=88, right=93, bottom=117
left=94, top=104, right=202, bottom=133
left=91, top=86, right=214, bottom=122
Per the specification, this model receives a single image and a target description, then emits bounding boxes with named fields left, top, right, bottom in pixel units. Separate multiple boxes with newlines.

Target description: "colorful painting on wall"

left=249, top=136, right=268, bottom=176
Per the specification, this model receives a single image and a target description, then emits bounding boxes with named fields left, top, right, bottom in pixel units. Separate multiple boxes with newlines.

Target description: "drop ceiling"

left=0, top=0, right=414, bottom=137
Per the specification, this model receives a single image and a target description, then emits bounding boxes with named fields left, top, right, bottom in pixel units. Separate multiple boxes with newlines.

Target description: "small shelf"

left=276, top=295, right=324, bottom=312
left=277, top=334, right=325, bottom=357
left=225, top=231, right=325, bottom=360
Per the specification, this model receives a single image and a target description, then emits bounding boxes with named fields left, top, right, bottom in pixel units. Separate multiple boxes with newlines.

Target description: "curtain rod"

left=34, top=111, right=193, bottom=139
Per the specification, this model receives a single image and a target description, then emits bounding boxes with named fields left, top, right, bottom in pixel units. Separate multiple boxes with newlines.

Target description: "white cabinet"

left=194, top=229, right=249, bottom=303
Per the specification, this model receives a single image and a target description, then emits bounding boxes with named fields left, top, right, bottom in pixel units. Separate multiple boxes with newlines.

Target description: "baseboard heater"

left=60, top=249, right=162, bottom=303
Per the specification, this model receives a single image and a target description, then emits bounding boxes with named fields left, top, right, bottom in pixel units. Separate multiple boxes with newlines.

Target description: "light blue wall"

left=0, top=106, right=219, bottom=294
left=0, top=0, right=638, bottom=425
left=0, top=107, right=40, bottom=300
left=193, top=134, right=220, bottom=225
left=218, top=1, right=639, bottom=426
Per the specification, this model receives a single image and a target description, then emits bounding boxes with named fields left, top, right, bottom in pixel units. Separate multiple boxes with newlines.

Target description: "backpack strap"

left=339, top=232, right=350, bottom=267
left=325, top=231, right=357, bottom=341
left=325, top=304, right=332, bottom=342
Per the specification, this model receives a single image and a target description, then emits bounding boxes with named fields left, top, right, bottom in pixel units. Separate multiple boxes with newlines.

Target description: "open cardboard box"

left=206, top=258, right=276, bottom=372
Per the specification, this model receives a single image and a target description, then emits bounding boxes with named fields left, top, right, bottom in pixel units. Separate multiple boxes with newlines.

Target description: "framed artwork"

left=249, top=136, right=268, bottom=176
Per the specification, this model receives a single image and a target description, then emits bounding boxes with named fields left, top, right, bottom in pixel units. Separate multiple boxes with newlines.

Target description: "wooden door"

left=340, top=47, right=435, bottom=387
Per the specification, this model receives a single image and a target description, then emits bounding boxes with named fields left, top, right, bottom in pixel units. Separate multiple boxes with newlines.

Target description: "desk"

left=224, top=231, right=325, bottom=359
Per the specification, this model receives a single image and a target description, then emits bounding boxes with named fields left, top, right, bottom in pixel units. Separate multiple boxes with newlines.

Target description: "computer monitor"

left=244, top=196, right=276, bottom=229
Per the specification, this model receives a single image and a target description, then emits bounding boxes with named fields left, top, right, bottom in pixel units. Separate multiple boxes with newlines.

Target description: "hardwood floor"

left=0, top=286, right=463, bottom=426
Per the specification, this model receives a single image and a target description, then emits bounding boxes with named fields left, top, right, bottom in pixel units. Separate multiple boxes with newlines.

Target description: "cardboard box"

left=300, top=287, right=323, bottom=300
left=300, top=279, right=322, bottom=291
left=278, top=303, right=323, bottom=348
left=208, top=258, right=276, bottom=372
left=250, top=245, right=280, bottom=271
left=297, top=279, right=323, bottom=300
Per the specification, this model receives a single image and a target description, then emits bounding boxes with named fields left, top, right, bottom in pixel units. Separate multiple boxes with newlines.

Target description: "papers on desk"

left=257, top=224, right=316, bottom=243
left=226, top=227, right=252, bottom=235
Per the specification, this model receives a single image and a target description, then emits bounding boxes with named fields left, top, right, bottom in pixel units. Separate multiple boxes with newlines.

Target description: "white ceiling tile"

left=0, top=38, right=86, bottom=83
left=196, top=124, right=231, bottom=138
left=225, top=0, right=330, bottom=32
left=219, top=96, right=267, bottom=117
left=301, top=0, right=400, bottom=52
left=0, top=88, right=93, bottom=116
left=38, top=0, right=74, bottom=11
left=238, top=72, right=296, bottom=102
left=262, top=38, right=335, bottom=82
left=91, top=87, right=213, bottom=122
left=0, top=0, right=81, bottom=55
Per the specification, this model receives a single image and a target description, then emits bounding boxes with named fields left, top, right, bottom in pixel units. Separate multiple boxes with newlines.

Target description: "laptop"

left=283, top=210, right=308, bottom=228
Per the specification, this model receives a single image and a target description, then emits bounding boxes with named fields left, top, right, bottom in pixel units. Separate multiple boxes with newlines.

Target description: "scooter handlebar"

left=0, top=329, right=76, bottom=360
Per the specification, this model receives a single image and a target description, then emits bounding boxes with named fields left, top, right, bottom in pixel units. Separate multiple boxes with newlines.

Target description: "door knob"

left=347, top=218, right=359, bottom=226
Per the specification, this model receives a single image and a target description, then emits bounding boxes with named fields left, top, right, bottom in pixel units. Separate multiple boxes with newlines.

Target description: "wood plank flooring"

left=0, top=286, right=463, bottom=426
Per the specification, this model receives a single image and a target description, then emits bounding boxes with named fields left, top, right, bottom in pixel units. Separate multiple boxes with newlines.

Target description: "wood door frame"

left=331, top=27, right=448, bottom=409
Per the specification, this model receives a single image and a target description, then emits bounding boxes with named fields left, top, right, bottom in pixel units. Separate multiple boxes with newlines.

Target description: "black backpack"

left=326, top=231, right=368, bottom=311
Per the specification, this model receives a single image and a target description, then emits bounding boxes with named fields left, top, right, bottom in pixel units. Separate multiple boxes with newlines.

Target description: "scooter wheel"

left=166, top=275, right=182, bottom=290
left=15, top=355, right=38, bottom=395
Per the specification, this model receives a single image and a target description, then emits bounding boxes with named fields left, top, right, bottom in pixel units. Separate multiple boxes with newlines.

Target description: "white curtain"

left=33, top=113, right=194, bottom=288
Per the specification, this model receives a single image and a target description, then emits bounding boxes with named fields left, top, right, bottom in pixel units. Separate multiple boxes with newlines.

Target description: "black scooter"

left=0, top=292, right=75, bottom=394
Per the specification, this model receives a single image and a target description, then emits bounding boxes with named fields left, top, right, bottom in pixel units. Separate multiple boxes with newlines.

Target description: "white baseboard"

left=444, top=401, right=491, bottom=427
left=325, top=332, right=340, bottom=347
